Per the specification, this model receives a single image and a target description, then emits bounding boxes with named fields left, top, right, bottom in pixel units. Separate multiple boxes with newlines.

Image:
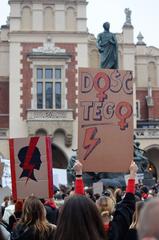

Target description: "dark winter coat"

left=45, top=204, right=59, bottom=225
left=124, top=228, right=138, bottom=240
left=11, top=223, right=56, bottom=240
left=108, top=192, right=135, bottom=240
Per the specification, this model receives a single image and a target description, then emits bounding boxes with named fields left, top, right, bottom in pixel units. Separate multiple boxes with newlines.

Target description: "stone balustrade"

left=27, top=109, right=74, bottom=121
left=135, top=128, right=159, bottom=138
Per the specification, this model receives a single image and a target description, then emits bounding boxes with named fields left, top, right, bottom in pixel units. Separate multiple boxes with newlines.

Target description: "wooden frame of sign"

left=78, top=68, right=133, bottom=172
left=9, top=136, right=53, bottom=200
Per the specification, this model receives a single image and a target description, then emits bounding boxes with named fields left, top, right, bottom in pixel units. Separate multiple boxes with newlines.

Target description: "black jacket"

left=108, top=192, right=135, bottom=240
left=45, top=205, right=59, bottom=225
left=11, top=223, right=55, bottom=240
left=124, top=228, right=138, bottom=240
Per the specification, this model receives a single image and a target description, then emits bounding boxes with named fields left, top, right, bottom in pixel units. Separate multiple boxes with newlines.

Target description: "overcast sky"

left=0, top=0, right=159, bottom=48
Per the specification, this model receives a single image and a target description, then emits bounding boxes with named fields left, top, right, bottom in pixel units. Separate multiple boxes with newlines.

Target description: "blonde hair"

left=20, top=196, right=55, bottom=239
left=96, top=195, right=115, bottom=215
left=130, top=201, right=144, bottom=229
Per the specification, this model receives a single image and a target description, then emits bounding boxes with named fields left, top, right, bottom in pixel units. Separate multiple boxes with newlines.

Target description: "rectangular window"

left=55, top=68, right=61, bottom=79
left=45, top=68, right=53, bottom=79
left=36, top=66, right=63, bottom=109
left=55, top=82, right=61, bottom=109
left=37, top=82, right=43, bottom=109
left=136, top=100, right=140, bottom=120
left=37, top=68, right=43, bottom=80
left=45, top=82, right=53, bottom=108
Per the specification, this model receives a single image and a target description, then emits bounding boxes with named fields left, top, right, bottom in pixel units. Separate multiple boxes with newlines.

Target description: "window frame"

left=34, top=65, right=64, bottom=110
left=136, top=100, right=141, bottom=120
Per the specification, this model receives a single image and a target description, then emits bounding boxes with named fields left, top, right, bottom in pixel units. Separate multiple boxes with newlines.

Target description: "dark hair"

left=54, top=195, right=106, bottom=240
left=103, top=22, right=110, bottom=31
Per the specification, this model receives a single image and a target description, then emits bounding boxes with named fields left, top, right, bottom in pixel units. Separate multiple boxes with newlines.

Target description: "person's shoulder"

left=0, top=223, right=10, bottom=239
left=48, top=223, right=56, bottom=231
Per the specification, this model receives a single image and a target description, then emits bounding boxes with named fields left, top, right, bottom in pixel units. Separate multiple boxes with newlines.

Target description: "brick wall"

left=136, top=89, right=159, bottom=120
left=56, top=43, right=77, bottom=116
left=0, top=80, right=9, bottom=128
left=20, top=43, right=41, bottom=119
left=150, top=90, right=159, bottom=119
left=20, top=43, right=77, bottom=120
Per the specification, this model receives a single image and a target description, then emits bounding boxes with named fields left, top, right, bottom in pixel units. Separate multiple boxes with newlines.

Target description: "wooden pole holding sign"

left=78, top=68, right=133, bottom=172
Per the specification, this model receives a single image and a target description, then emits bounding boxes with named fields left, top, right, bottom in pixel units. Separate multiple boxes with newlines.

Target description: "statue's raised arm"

left=96, top=22, right=118, bottom=69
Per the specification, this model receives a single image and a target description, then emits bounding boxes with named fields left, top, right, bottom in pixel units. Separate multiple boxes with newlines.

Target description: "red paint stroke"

left=22, top=137, right=39, bottom=184
left=46, top=137, right=54, bottom=198
left=83, top=127, right=101, bottom=160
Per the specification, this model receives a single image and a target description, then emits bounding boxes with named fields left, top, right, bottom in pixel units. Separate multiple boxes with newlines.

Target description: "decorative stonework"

left=135, top=128, right=159, bottom=138
left=136, top=32, right=146, bottom=45
left=27, top=109, right=74, bottom=121
left=32, top=37, right=66, bottom=54
left=65, top=133, right=72, bottom=147
left=116, top=33, right=123, bottom=44
left=147, top=47, right=159, bottom=56
left=123, top=8, right=132, bottom=27
left=0, top=129, right=8, bottom=139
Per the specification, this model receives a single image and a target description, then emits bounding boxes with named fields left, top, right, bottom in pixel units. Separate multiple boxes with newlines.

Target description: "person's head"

left=21, top=196, right=47, bottom=225
left=103, top=22, right=110, bottom=31
left=96, top=195, right=115, bottom=215
left=3, top=196, right=9, bottom=207
left=130, top=201, right=144, bottom=229
left=138, top=198, right=159, bottom=240
left=15, top=200, right=23, bottom=213
left=20, top=196, right=55, bottom=239
left=55, top=195, right=106, bottom=240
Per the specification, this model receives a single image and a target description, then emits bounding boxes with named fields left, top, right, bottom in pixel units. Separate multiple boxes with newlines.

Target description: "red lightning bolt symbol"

left=83, top=127, right=101, bottom=160
left=22, top=137, right=39, bottom=184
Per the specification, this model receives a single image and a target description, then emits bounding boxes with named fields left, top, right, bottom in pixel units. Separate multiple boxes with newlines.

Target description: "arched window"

left=35, top=128, right=47, bottom=136
left=148, top=62, right=157, bottom=87
left=66, top=7, right=76, bottom=31
left=21, top=6, right=32, bottom=30
left=89, top=49, right=99, bottom=68
left=44, top=7, right=54, bottom=31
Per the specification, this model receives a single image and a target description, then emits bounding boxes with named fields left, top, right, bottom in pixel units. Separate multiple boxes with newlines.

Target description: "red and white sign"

left=9, top=136, right=53, bottom=199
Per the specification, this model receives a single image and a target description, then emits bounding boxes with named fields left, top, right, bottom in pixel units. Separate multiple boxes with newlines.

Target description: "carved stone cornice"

left=27, top=109, right=74, bottom=121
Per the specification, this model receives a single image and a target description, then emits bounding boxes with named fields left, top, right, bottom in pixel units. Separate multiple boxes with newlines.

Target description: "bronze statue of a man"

left=96, top=22, right=118, bottom=69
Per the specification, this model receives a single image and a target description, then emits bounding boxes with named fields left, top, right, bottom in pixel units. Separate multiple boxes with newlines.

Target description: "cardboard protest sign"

left=9, top=136, right=53, bottom=199
left=78, top=68, right=133, bottom=172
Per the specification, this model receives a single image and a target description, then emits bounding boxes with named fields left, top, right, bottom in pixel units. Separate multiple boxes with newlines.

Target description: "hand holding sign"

left=73, top=160, right=83, bottom=175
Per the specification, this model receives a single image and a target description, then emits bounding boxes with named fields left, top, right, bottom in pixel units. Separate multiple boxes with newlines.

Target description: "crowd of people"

left=0, top=160, right=159, bottom=240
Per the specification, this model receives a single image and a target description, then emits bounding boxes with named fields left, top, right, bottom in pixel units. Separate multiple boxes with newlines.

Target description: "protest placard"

left=78, top=68, right=133, bottom=172
left=9, top=136, right=53, bottom=199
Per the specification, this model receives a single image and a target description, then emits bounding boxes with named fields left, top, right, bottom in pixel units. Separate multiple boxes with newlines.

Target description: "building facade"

left=0, top=0, right=159, bottom=178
